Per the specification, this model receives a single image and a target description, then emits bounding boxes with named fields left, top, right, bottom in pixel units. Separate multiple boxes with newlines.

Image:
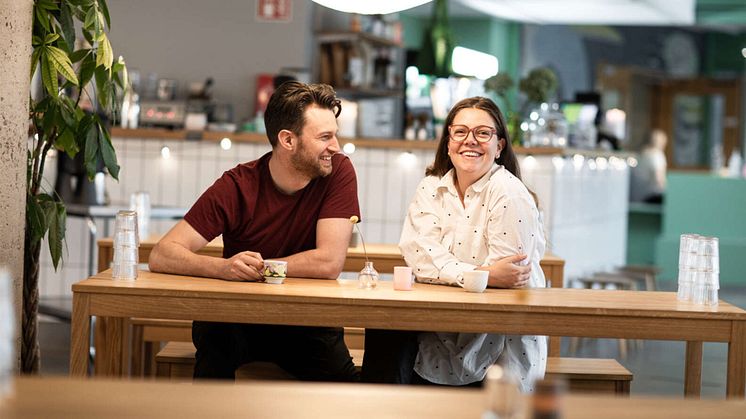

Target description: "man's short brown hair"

left=264, top=81, right=341, bottom=147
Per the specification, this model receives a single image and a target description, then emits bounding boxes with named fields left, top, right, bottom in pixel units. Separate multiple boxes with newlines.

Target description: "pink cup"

left=393, top=266, right=413, bottom=291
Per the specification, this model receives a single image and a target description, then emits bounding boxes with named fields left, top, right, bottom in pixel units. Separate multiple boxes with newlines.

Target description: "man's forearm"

left=149, top=242, right=226, bottom=279
left=282, top=248, right=344, bottom=279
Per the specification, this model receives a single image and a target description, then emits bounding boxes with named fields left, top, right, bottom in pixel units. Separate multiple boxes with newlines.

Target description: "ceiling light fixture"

left=311, top=0, right=432, bottom=15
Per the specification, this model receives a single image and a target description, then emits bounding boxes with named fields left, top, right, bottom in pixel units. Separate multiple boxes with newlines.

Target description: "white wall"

left=106, top=0, right=314, bottom=121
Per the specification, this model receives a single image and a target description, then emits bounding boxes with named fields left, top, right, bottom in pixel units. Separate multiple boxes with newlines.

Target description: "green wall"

left=703, top=32, right=746, bottom=76
left=655, top=173, right=746, bottom=285
left=627, top=203, right=663, bottom=267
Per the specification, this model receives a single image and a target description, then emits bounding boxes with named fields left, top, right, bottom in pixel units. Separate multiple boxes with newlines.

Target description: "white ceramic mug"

left=393, top=266, right=413, bottom=291
left=461, top=270, right=489, bottom=293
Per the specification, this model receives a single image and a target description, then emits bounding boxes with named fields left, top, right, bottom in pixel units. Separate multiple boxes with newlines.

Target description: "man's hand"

left=480, top=254, right=532, bottom=288
left=220, top=251, right=264, bottom=282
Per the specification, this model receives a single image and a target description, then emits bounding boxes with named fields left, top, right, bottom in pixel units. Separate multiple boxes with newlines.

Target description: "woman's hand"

left=479, top=254, right=531, bottom=288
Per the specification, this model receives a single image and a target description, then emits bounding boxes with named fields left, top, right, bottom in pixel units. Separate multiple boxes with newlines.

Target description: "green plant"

left=24, top=0, right=126, bottom=373
left=485, top=67, right=558, bottom=146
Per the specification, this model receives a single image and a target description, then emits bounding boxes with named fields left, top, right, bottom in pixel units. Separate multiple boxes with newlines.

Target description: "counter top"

left=111, top=127, right=632, bottom=157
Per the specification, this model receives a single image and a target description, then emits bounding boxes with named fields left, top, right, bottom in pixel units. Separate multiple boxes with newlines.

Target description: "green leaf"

left=32, top=36, right=42, bottom=47
left=59, top=3, right=76, bottom=51
left=47, top=201, right=66, bottom=270
left=47, top=46, right=79, bottom=85
left=36, top=0, right=59, bottom=11
left=39, top=99, right=57, bottom=146
left=96, top=34, right=113, bottom=69
left=40, top=52, right=59, bottom=97
left=98, top=122, right=119, bottom=180
left=30, top=47, right=42, bottom=80
left=35, top=6, right=51, bottom=33
left=58, top=99, right=78, bottom=127
left=56, top=128, right=79, bottom=157
left=82, top=28, right=94, bottom=45
left=84, top=123, right=99, bottom=178
left=43, top=33, right=59, bottom=45
left=26, top=194, right=48, bottom=246
left=69, top=0, right=96, bottom=6
left=79, top=53, right=96, bottom=88
left=97, top=0, right=111, bottom=29
left=112, top=57, right=128, bottom=90
left=84, top=6, right=97, bottom=30
left=94, top=65, right=109, bottom=108
left=70, top=49, right=90, bottom=63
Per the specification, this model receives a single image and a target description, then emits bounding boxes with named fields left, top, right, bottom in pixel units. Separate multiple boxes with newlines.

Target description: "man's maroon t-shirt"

left=184, top=152, right=360, bottom=259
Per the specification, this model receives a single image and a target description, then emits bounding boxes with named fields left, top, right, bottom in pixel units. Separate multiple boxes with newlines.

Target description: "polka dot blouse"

left=398, top=164, right=547, bottom=390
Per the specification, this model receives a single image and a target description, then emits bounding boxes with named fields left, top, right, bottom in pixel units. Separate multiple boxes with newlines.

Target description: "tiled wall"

left=521, top=156, right=630, bottom=282
left=39, top=138, right=629, bottom=297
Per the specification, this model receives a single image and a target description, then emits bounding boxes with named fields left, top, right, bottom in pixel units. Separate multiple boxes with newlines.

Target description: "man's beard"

left=290, top=140, right=331, bottom=179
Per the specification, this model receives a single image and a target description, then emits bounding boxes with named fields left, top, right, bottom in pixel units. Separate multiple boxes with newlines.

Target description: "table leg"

left=94, top=317, right=128, bottom=376
left=727, top=321, right=746, bottom=399
left=684, top=341, right=702, bottom=397
left=70, top=293, right=91, bottom=376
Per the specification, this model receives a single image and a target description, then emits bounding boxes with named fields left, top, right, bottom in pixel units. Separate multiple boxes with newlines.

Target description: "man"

left=149, top=81, right=360, bottom=381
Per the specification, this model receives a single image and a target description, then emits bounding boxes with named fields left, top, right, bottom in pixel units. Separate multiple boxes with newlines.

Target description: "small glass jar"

left=358, top=261, right=379, bottom=290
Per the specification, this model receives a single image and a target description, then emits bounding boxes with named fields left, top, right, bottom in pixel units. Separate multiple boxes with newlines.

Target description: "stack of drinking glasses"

left=677, top=234, right=719, bottom=306
left=112, top=210, right=139, bottom=280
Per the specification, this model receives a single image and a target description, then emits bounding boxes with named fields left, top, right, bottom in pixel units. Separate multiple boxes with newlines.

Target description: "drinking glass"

left=0, top=270, right=15, bottom=401
left=677, top=234, right=700, bottom=302
left=130, top=191, right=151, bottom=239
left=113, top=210, right=139, bottom=280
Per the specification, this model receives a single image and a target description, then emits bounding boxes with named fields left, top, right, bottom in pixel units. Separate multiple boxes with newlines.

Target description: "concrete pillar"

left=0, top=0, right=33, bottom=370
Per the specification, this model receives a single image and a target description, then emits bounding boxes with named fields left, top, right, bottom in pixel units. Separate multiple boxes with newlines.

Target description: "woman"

left=363, top=97, right=546, bottom=391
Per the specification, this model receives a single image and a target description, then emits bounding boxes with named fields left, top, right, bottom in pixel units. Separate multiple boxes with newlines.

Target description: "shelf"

left=110, top=128, right=569, bottom=154
left=316, top=31, right=401, bottom=48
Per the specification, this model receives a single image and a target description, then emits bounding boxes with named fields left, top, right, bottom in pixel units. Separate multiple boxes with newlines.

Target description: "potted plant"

left=24, top=0, right=127, bottom=373
left=485, top=67, right=558, bottom=146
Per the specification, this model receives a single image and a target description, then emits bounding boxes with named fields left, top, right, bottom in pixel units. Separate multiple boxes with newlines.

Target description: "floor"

left=38, top=280, right=746, bottom=398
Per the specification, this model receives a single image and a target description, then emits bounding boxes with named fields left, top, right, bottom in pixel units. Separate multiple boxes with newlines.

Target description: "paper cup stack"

left=677, top=234, right=719, bottom=306
left=112, top=210, right=139, bottom=280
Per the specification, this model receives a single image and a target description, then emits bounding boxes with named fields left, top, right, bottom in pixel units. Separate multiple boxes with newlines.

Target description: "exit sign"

left=256, top=0, right=292, bottom=22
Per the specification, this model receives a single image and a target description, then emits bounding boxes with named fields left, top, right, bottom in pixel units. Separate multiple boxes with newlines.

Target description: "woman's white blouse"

left=398, top=164, right=547, bottom=390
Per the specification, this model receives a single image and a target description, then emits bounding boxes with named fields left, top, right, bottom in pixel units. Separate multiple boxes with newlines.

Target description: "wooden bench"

left=155, top=327, right=631, bottom=394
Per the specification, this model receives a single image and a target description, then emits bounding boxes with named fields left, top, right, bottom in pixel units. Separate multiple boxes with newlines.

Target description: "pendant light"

left=310, top=0, right=432, bottom=15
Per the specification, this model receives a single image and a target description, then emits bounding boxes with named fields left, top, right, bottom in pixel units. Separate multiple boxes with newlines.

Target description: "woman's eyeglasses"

left=448, top=125, right=496, bottom=143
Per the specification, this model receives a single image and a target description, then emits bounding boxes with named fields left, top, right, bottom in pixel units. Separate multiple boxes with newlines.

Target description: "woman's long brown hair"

left=425, top=96, right=521, bottom=180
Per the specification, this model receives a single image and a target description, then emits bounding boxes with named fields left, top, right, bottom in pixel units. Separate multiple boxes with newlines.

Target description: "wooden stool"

left=545, top=357, right=632, bottom=395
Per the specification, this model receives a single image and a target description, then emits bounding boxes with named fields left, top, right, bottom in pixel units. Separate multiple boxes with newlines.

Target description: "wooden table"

left=71, top=270, right=746, bottom=398
left=97, top=238, right=564, bottom=374
left=4, top=376, right=746, bottom=419
left=97, top=237, right=565, bottom=284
